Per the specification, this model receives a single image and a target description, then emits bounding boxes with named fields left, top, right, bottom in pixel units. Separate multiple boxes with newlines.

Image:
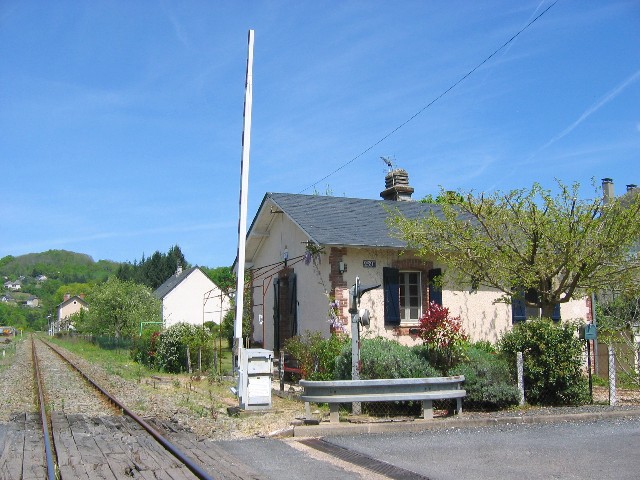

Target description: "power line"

left=299, top=0, right=559, bottom=194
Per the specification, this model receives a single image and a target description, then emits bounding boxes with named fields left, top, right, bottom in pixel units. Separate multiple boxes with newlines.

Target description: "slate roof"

left=251, top=193, right=451, bottom=248
left=153, top=267, right=199, bottom=300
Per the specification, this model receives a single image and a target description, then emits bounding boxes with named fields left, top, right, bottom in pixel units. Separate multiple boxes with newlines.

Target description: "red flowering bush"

left=417, top=302, right=469, bottom=371
left=419, top=302, right=468, bottom=349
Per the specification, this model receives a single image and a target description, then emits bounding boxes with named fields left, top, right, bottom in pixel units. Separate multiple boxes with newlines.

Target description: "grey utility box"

left=238, top=348, right=273, bottom=410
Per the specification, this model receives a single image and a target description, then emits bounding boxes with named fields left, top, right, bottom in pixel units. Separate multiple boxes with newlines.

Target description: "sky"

left=1, top=0, right=639, bottom=268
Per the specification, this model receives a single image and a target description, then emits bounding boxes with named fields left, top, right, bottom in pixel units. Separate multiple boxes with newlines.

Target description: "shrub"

left=155, top=323, right=214, bottom=374
left=449, top=344, right=520, bottom=410
left=418, top=302, right=469, bottom=370
left=500, top=319, right=590, bottom=406
left=130, top=330, right=160, bottom=368
left=334, top=337, right=440, bottom=380
left=284, top=331, right=349, bottom=380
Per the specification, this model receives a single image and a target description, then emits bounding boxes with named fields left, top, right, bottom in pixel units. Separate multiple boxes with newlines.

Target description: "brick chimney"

left=380, top=168, right=414, bottom=201
left=602, top=178, right=614, bottom=204
left=626, top=184, right=638, bottom=192
left=63, top=293, right=71, bottom=302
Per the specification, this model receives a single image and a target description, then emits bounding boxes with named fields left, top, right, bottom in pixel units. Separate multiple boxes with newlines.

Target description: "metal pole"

left=350, top=278, right=361, bottom=415
left=587, top=339, right=593, bottom=403
left=233, top=30, right=254, bottom=408
left=592, top=293, right=599, bottom=374
left=234, top=29, right=254, bottom=359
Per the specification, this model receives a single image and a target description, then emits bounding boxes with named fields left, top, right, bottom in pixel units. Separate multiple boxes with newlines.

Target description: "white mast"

left=234, top=30, right=254, bottom=352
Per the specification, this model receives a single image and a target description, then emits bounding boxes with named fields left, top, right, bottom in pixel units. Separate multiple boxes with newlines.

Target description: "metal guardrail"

left=300, top=376, right=466, bottom=423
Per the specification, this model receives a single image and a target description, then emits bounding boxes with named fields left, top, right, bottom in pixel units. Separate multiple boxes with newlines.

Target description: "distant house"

left=51, top=294, right=88, bottom=335
left=0, top=293, right=14, bottom=304
left=35, top=274, right=48, bottom=282
left=26, top=295, right=39, bottom=308
left=4, top=280, right=21, bottom=291
left=241, top=169, right=590, bottom=351
left=154, top=266, right=231, bottom=329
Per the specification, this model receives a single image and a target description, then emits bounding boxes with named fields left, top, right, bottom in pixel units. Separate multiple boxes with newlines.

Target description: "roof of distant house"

left=153, top=267, right=201, bottom=300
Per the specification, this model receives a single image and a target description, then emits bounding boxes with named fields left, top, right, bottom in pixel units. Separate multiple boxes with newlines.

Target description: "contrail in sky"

left=539, top=68, right=640, bottom=151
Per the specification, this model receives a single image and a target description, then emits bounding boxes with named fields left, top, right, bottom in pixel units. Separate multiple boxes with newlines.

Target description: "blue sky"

left=1, top=1, right=638, bottom=268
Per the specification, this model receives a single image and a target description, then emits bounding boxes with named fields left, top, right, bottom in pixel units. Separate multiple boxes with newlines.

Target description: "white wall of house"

left=58, top=298, right=87, bottom=321
left=163, top=269, right=230, bottom=329
left=250, top=212, right=334, bottom=348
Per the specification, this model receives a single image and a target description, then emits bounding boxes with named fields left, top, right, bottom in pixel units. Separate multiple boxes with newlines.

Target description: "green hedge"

left=500, top=319, right=589, bottom=406
left=334, top=337, right=440, bottom=380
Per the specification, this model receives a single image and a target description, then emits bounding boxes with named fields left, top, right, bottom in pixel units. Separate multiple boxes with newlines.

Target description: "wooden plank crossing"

left=0, top=413, right=47, bottom=480
left=1, top=412, right=268, bottom=479
left=51, top=412, right=202, bottom=479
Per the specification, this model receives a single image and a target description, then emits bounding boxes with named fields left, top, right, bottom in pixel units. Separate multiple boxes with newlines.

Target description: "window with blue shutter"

left=551, top=302, right=561, bottom=322
left=383, top=267, right=400, bottom=326
left=512, top=295, right=527, bottom=323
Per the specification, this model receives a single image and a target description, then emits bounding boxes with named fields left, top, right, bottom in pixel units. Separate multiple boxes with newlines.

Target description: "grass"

left=0, top=339, right=18, bottom=372
left=44, top=334, right=243, bottom=416
left=46, top=334, right=153, bottom=382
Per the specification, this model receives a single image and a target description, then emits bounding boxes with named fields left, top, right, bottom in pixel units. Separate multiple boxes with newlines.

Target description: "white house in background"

left=154, top=266, right=231, bottom=329
left=242, top=169, right=591, bottom=351
left=52, top=294, right=88, bottom=335
left=4, top=280, right=21, bottom=291
left=26, top=295, right=40, bottom=308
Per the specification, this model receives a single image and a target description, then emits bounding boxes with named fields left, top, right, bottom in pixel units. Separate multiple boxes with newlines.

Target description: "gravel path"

left=0, top=339, right=34, bottom=420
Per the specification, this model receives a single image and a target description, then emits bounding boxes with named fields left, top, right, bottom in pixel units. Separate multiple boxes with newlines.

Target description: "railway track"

left=27, top=336, right=216, bottom=480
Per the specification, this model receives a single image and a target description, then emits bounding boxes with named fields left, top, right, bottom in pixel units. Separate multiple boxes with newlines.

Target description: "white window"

left=399, top=271, right=421, bottom=323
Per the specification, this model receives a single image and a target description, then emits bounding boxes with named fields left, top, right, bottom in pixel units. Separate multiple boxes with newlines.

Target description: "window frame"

left=399, top=270, right=422, bottom=325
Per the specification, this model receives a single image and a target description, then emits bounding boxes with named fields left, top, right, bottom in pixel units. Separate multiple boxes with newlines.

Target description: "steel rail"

left=31, top=336, right=57, bottom=480
left=40, top=338, right=215, bottom=480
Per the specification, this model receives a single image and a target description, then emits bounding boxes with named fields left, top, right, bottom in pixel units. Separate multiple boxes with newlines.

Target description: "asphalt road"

left=216, top=417, right=640, bottom=479
left=325, top=417, right=640, bottom=479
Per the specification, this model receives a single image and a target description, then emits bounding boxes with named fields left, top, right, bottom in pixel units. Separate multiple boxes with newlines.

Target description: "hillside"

left=0, top=250, right=121, bottom=283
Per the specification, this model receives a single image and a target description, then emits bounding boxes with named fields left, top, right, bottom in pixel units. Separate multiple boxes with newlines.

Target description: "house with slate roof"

left=154, top=266, right=231, bottom=329
left=52, top=294, right=88, bottom=335
left=243, top=169, right=590, bottom=351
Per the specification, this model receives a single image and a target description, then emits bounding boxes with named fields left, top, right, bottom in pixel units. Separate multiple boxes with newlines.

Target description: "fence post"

left=608, top=344, right=616, bottom=406
left=279, top=350, right=285, bottom=392
left=186, top=345, right=192, bottom=374
left=517, top=351, right=525, bottom=406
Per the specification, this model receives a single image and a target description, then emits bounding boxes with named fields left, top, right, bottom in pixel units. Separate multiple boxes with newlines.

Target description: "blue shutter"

left=428, top=268, right=443, bottom=306
left=512, top=292, right=526, bottom=323
left=551, top=302, right=561, bottom=322
left=383, top=267, right=400, bottom=326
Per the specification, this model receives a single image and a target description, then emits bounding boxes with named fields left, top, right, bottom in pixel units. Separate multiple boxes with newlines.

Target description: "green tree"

left=201, top=266, right=235, bottom=292
left=116, top=245, right=189, bottom=289
left=79, top=277, right=161, bottom=338
left=390, top=181, right=640, bottom=317
left=54, top=283, right=93, bottom=304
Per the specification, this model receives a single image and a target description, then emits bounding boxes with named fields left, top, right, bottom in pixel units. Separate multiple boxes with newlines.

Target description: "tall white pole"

left=234, top=30, right=254, bottom=352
